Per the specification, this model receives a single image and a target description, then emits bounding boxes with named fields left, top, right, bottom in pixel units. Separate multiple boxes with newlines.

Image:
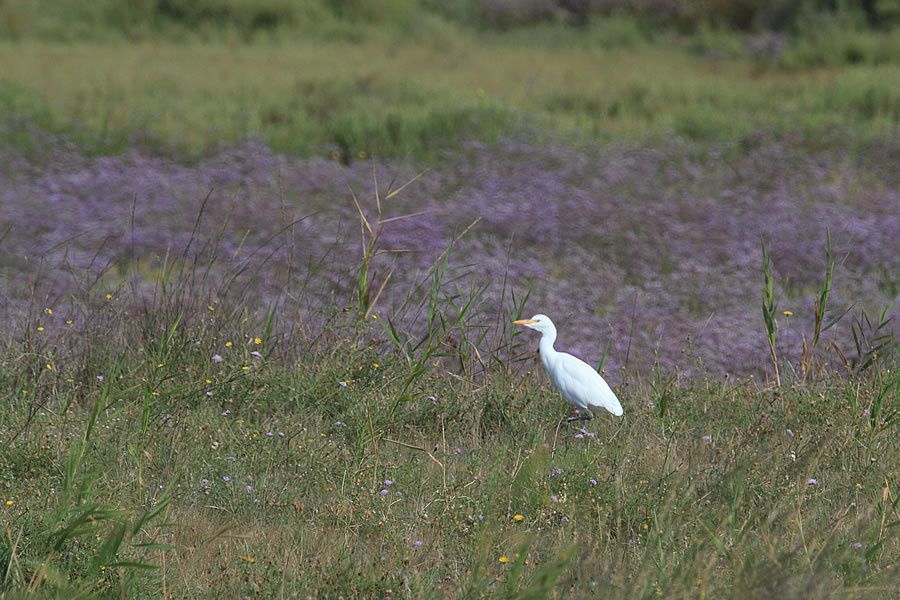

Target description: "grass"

left=1, top=23, right=899, bottom=161
left=1, top=307, right=897, bottom=597
left=0, top=204, right=897, bottom=597
left=1, top=7, right=898, bottom=597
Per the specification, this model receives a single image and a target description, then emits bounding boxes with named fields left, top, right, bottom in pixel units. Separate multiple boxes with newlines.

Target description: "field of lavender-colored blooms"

left=2, top=132, right=898, bottom=379
left=2, top=3, right=899, bottom=599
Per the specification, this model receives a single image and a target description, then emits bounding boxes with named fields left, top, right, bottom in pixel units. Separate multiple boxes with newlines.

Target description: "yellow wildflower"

left=783, top=310, right=793, bottom=316
left=105, top=293, right=112, bottom=300
left=45, top=308, right=53, bottom=315
left=498, top=556, right=509, bottom=563
left=36, top=326, right=44, bottom=332
left=254, top=337, right=262, bottom=345
left=207, top=305, right=215, bottom=312
left=46, top=363, right=53, bottom=370
left=5, top=500, right=13, bottom=507
left=225, top=341, right=233, bottom=348
left=513, top=514, right=524, bottom=522
left=242, top=555, right=256, bottom=564
left=66, top=319, right=73, bottom=326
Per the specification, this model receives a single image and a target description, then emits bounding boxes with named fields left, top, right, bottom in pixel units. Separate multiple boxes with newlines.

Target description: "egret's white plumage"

left=514, top=314, right=623, bottom=418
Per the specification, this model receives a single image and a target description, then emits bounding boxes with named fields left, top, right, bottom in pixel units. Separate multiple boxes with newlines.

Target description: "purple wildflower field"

left=2, top=133, right=897, bottom=379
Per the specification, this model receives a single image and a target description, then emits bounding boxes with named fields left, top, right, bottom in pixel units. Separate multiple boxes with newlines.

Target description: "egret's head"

left=513, top=314, right=556, bottom=335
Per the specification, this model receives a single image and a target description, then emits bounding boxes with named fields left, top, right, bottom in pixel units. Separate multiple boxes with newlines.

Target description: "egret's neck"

left=539, top=329, right=557, bottom=357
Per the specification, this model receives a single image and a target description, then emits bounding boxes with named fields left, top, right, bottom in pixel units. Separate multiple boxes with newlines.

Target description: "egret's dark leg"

left=565, top=408, right=583, bottom=423
left=565, top=408, right=593, bottom=423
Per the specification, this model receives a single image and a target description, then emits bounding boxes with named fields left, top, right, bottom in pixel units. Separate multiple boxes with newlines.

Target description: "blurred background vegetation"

left=0, top=0, right=898, bottom=161
left=2, top=0, right=900, bottom=39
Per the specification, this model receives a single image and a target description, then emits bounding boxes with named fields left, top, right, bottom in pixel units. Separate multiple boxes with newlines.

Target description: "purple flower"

left=590, top=479, right=598, bottom=486
left=413, top=540, right=423, bottom=548
left=550, top=495, right=559, bottom=503
left=453, top=447, right=462, bottom=455
left=200, top=479, right=210, bottom=487
left=427, top=395, right=436, bottom=402
left=162, top=414, right=173, bottom=423
left=578, top=428, right=595, bottom=438
left=222, top=475, right=231, bottom=482
left=379, top=489, right=389, bottom=497
left=785, top=429, right=794, bottom=437
left=806, top=478, right=818, bottom=486
left=265, top=431, right=274, bottom=437
left=96, top=375, right=104, bottom=382
left=560, top=516, right=570, bottom=525
left=277, top=431, right=285, bottom=438
left=244, top=484, right=253, bottom=492
left=250, top=351, right=262, bottom=358
left=550, top=467, right=563, bottom=477
left=384, top=479, right=393, bottom=486
left=212, top=354, right=223, bottom=363
left=221, top=410, right=231, bottom=417
left=206, top=391, right=214, bottom=397
left=338, top=381, right=348, bottom=388
left=478, top=514, right=485, bottom=522
left=574, top=433, right=584, bottom=439
left=702, top=434, right=712, bottom=442
left=334, top=421, right=346, bottom=428
left=5, top=136, right=897, bottom=385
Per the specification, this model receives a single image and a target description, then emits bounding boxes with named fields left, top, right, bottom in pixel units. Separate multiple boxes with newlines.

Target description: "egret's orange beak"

left=513, top=319, right=538, bottom=325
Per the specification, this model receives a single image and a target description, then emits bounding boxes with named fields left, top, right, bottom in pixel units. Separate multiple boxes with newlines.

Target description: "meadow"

left=1, top=2, right=899, bottom=598
left=2, top=11, right=900, bottom=160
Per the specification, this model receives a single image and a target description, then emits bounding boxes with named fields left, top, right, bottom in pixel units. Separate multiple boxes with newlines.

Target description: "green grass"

left=0, top=277, right=897, bottom=598
left=1, top=23, right=899, bottom=161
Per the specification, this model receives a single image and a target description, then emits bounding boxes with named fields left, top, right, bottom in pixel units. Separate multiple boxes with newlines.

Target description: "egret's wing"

left=556, top=353, right=624, bottom=416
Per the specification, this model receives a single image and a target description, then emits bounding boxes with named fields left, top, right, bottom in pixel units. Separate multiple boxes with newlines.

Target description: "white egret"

left=514, top=314, right=623, bottom=420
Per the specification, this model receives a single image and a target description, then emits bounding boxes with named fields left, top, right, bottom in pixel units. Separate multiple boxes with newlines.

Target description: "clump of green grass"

left=761, top=239, right=781, bottom=387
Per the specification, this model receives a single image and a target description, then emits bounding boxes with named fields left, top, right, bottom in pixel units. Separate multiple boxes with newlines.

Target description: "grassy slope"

left=1, top=25, right=899, bottom=160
